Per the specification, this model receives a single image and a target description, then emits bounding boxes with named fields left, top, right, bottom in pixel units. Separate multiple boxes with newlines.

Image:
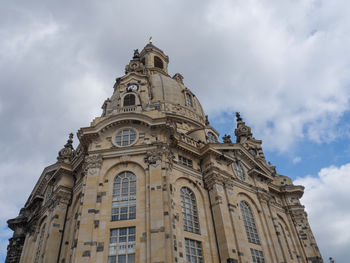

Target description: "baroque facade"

left=6, top=42, right=323, bottom=263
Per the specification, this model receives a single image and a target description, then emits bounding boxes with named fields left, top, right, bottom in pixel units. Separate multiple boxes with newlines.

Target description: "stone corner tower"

left=6, top=41, right=323, bottom=263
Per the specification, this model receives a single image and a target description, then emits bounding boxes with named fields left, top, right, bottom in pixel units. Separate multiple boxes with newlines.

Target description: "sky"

left=1, top=0, right=350, bottom=262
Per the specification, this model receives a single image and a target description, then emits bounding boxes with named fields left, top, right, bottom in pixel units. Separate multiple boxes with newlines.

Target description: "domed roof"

left=104, top=43, right=206, bottom=126
left=149, top=73, right=205, bottom=122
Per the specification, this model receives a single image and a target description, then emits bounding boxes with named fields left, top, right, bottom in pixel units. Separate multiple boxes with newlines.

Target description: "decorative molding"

left=84, top=154, right=103, bottom=176
left=144, top=144, right=175, bottom=167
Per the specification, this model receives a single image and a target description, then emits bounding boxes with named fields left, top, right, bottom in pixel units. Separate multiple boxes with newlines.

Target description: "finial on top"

left=57, top=133, right=74, bottom=163
left=64, top=133, right=74, bottom=149
left=236, top=112, right=242, bottom=122
left=222, top=134, right=232, bottom=143
left=133, top=49, right=140, bottom=59
left=149, top=36, right=153, bottom=44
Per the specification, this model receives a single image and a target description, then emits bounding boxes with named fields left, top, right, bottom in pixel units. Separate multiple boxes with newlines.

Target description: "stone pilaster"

left=204, top=172, right=239, bottom=263
left=144, top=146, right=168, bottom=263
left=43, top=185, right=72, bottom=263
left=75, top=154, right=103, bottom=263
left=257, top=191, right=284, bottom=263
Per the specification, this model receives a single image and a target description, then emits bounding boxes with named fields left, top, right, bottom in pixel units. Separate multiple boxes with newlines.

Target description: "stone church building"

left=6, top=42, right=323, bottom=263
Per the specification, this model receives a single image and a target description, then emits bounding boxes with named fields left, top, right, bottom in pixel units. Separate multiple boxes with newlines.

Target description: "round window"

left=207, top=131, right=218, bottom=143
left=115, top=128, right=137, bottom=147
left=249, top=148, right=257, bottom=156
left=232, top=161, right=246, bottom=181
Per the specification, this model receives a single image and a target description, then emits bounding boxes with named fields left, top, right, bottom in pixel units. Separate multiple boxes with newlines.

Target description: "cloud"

left=197, top=0, right=350, bottom=151
left=295, top=163, right=350, bottom=262
left=292, top=156, right=302, bottom=164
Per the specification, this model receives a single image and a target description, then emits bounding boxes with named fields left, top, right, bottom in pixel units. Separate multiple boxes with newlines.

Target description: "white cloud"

left=295, top=163, right=350, bottom=262
left=197, top=0, right=350, bottom=151
left=292, top=156, right=302, bottom=164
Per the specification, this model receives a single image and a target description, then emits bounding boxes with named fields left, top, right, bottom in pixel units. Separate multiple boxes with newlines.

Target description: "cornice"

left=172, top=163, right=203, bottom=181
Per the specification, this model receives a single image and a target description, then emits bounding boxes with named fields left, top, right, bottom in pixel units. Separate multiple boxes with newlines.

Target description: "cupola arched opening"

left=141, top=57, right=145, bottom=65
left=123, top=94, right=136, bottom=106
left=154, top=56, right=163, bottom=69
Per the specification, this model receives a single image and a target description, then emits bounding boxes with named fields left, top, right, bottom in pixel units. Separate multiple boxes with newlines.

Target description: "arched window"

left=123, top=94, right=135, bottom=106
left=207, top=131, right=218, bottom=143
left=185, top=93, right=193, bottom=107
left=34, top=223, right=46, bottom=263
left=240, top=201, right=260, bottom=245
left=141, top=57, right=145, bottom=65
left=154, top=56, right=163, bottom=69
left=112, top=172, right=136, bottom=221
left=181, top=187, right=200, bottom=234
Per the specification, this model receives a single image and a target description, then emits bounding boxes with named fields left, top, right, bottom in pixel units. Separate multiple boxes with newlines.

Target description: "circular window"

left=115, top=128, right=137, bottom=147
left=207, top=131, right=218, bottom=143
left=249, top=148, right=257, bottom=156
left=232, top=161, right=246, bottom=181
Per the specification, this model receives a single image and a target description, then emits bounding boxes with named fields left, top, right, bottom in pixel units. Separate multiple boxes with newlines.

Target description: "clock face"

left=127, top=83, right=138, bottom=91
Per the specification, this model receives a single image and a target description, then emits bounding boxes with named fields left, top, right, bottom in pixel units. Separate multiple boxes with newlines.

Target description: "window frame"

left=240, top=201, right=261, bottom=245
left=250, top=248, right=265, bottom=263
left=185, top=93, right=193, bottom=107
left=184, top=238, right=204, bottom=263
left=154, top=56, right=164, bottom=69
left=113, top=128, right=138, bottom=148
left=180, top=187, right=200, bottom=234
left=111, top=171, right=137, bottom=221
left=108, top=226, right=136, bottom=263
left=178, top=155, right=193, bottom=168
left=123, top=93, right=136, bottom=107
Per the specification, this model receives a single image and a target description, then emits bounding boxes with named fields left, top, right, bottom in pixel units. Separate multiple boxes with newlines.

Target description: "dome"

left=104, top=43, right=206, bottom=127
left=148, top=73, right=205, bottom=124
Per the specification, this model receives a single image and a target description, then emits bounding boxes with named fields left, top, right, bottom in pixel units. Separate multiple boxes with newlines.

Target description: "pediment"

left=119, top=72, right=147, bottom=84
left=209, top=144, right=274, bottom=180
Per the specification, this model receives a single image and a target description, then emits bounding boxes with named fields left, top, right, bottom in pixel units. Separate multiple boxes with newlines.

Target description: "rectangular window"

left=108, top=227, right=136, bottom=263
left=179, top=155, right=193, bottom=168
left=186, top=93, right=193, bottom=107
left=250, top=248, right=265, bottom=263
left=185, top=238, right=203, bottom=263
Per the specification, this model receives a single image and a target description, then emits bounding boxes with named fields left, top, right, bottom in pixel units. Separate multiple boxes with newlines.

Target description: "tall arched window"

left=34, top=223, right=46, bottom=263
left=112, top=171, right=136, bottom=221
left=123, top=94, right=135, bottom=106
left=181, top=187, right=200, bottom=234
left=240, top=201, right=260, bottom=245
left=154, top=56, right=163, bottom=69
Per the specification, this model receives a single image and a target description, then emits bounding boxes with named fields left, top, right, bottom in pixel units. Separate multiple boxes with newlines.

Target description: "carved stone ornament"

left=144, top=145, right=174, bottom=166
left=57, top=133, right=75, bottom=163
left=144, top=148, right=162, bottom=166
left=84, top=154, right=103, bottom=173
left=257, top=191, right=273, bottom=203
left=222, top=134, right=232, bottom=143
left=172, top=73, right=184, bottom=84
left=204, top=173, right=226, bottom=190
left=125, top=50, right=146, bottom=74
